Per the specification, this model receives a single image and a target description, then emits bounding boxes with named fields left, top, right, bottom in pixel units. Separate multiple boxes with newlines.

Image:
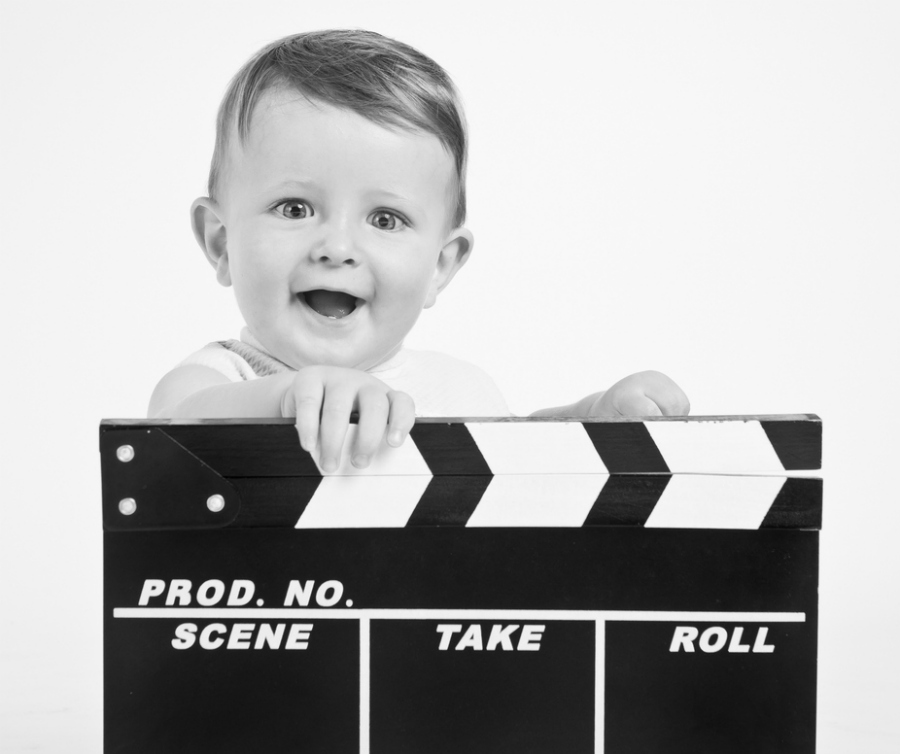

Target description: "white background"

left=1, top=1, right=898, bottom=750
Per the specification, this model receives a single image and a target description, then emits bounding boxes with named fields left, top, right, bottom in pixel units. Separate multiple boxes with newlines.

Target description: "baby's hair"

left=209, top=29, right=468, bottom=226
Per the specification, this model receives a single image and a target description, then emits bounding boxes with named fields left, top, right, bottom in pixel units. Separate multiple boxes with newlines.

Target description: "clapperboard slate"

left=101, top=415, right=822, bottom=754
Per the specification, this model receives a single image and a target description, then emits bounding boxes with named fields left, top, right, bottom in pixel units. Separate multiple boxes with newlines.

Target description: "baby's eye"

left=277, top=200, right=313, bottom=219
left=368, top=210, right=406, bottom=231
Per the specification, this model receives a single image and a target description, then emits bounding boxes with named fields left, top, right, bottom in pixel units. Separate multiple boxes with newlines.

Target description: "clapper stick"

left=101, top=415, right=821, bottom=754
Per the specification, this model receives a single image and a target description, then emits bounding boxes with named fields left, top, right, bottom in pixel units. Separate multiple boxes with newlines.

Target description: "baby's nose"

left=313, top=223, right=359, bottom=266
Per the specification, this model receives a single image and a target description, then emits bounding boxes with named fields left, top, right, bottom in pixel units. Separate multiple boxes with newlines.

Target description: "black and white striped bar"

left=102, top=414, right=821, bottom=474
left=100, top=416, right=821, bottom=531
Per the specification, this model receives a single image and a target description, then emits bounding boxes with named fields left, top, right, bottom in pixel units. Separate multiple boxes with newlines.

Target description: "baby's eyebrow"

left=268, top=179, right=318, bottom=192
left=368, top=190, right=424, bottom=212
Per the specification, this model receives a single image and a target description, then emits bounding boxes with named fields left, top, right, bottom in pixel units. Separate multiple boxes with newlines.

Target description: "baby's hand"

left=590, top=371, right=690, bottom=417
left=281, top=367, right=415, bottom=472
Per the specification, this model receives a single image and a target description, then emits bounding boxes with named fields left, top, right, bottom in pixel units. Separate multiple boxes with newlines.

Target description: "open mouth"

left=300, top=290, right=361, bottom=319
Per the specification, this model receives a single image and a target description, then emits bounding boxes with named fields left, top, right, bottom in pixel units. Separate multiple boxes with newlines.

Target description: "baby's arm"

left=530, top=370, right=689, bottom=418
left=149, top=366, right=415, bottom=471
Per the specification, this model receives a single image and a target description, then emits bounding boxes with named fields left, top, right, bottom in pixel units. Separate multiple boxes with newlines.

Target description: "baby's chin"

left=277, top=340, right=404, bottom=373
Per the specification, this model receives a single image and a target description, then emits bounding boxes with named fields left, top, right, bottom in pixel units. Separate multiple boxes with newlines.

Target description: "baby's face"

left=209, top=90, right=468, bottom=370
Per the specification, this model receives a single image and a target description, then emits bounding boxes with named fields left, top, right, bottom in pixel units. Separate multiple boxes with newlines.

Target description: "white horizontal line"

left=114, top=608, right=804, bottom=622
left=180, top=472, right=812, bottom=477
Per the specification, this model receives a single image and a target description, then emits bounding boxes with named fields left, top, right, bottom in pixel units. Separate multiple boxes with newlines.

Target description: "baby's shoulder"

left=176, top=341, right=258, bottom=382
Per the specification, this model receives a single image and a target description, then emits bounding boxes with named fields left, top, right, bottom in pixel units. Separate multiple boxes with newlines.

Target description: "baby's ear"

left=424, top=227, right=474, bottom=308
left=191, top=197, right=230, bottom=286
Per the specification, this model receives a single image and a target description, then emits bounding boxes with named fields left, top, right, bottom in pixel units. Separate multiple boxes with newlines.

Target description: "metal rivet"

left=118, top=498, right=137, bottom=516
left=207, top=494, right=225, bottom=513
left=116, top=445, right=135, bottom=463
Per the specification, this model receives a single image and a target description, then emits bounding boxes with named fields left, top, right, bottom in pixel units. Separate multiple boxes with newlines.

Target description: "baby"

left=150, top=30, right=689, bottom=472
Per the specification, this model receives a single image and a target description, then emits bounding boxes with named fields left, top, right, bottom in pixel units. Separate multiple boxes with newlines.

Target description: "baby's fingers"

left=640, top=372, right=690, bottom=416
left=351, top=386, right=390, bottom=468
left=291, top=371, right=325, bottom=452
left=318, top=384, right=355, bottom=473
left=613, top=392, right=663, bottom=417
left=386, top=390, right=416, bottom=447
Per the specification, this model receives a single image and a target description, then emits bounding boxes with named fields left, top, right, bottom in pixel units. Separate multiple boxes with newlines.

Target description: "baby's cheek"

left=231, top=261, right=283, bottom=318
left=234, top=242, right=284, bottom=283
left=398, top=271, right=435, bottom=311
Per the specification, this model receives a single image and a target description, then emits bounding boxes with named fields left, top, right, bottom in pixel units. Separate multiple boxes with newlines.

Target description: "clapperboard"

left=101, top=415, right=822, bottom=754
